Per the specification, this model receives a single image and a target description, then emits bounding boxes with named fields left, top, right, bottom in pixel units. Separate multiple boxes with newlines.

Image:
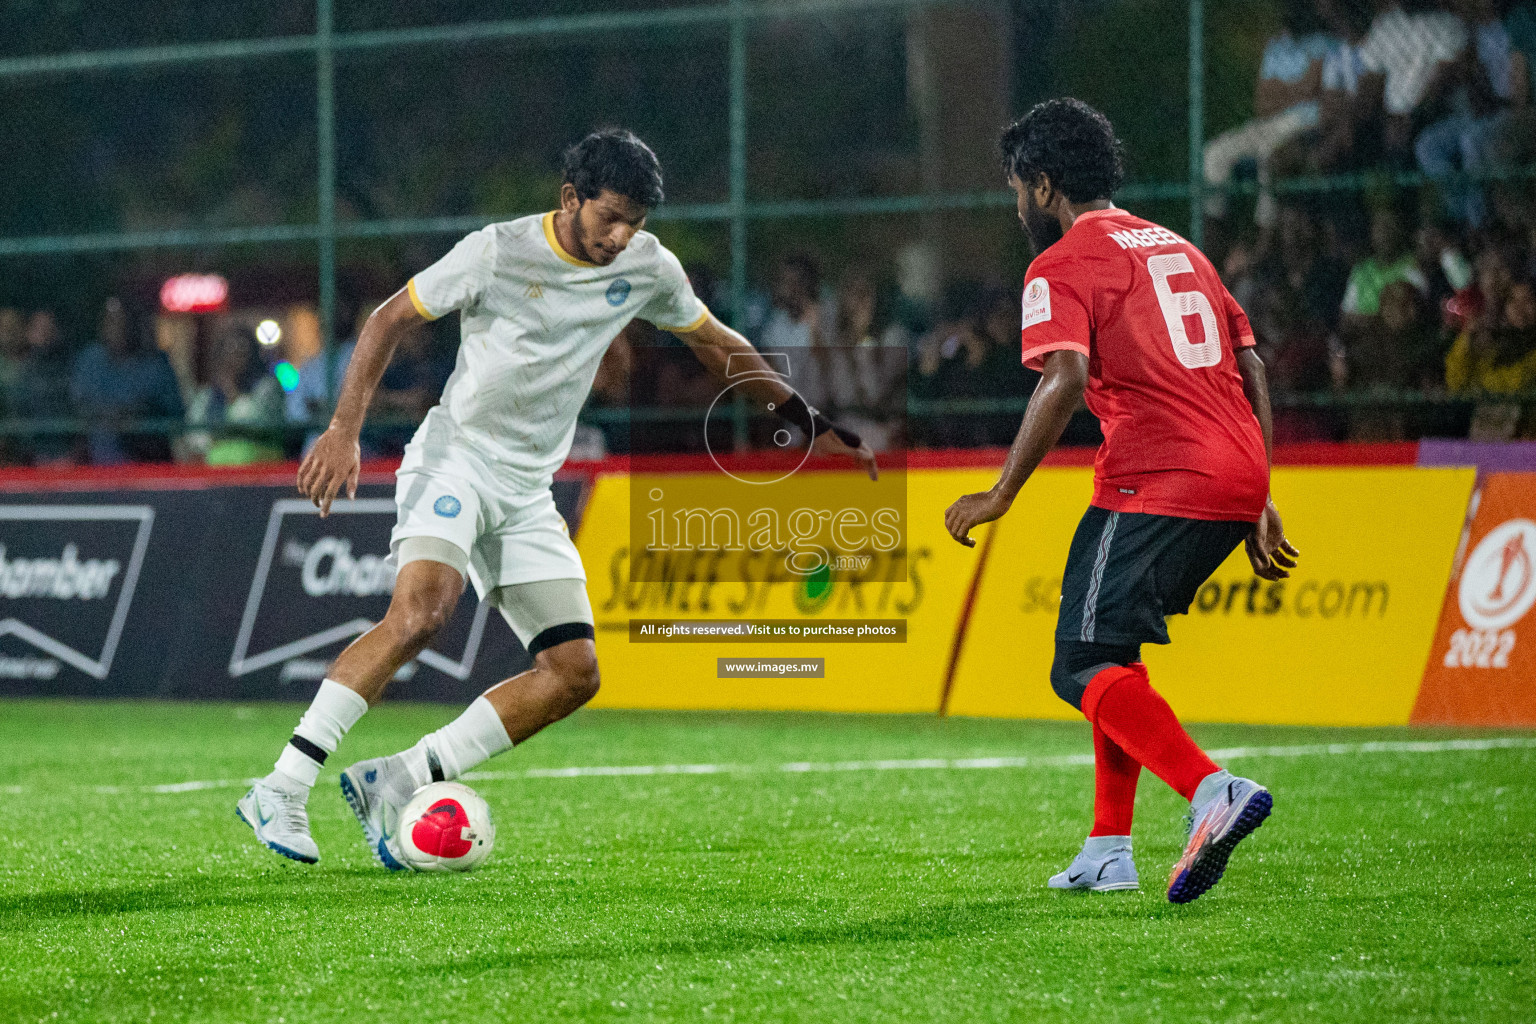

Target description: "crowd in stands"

left=0, top=298, right=452, bottom=467
left=1207, top=0, right=1536, bottom=440
left=10, top=0, right=1536, bottom=464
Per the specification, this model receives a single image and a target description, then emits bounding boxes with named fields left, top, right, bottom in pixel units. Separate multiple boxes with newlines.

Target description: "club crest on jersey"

left=606, top=279, right=632, bottom=306
left=433, top=495, right=462, bottom=518
left=1022, top=278, right=1051, bottom=328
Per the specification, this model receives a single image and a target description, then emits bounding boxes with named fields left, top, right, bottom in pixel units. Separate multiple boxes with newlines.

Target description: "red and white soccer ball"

left=396, top=781, right=496, bottom=873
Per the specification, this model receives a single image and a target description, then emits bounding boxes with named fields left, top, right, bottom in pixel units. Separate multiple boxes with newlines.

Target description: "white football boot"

left=1048, top=837, right=1139, bottom=891
left=339, top=756, right=414, bottom=871
left=236, top=780, right=320, bottom=864
left=1166, top=775, right=1272, bottom=904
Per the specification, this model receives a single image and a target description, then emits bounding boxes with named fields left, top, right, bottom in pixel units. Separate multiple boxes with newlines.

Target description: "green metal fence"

left=0, top=0, right=1524, bottom=448
left=0, top=0, right=1211, bottom=350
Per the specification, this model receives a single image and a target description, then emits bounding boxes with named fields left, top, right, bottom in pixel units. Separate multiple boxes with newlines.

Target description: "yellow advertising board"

left=576, top=467, right=997, bottom=712
left=946, top=467, right=1476, bottom=726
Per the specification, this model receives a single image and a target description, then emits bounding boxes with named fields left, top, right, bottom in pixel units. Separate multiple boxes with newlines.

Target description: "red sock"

left=1082, top=663, right=1218, bottom=802
left=1090, top=724, right=1139, bottom=837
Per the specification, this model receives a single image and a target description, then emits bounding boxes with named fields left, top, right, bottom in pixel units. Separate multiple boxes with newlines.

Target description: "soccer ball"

left=395, top=781, right=495, bottom=873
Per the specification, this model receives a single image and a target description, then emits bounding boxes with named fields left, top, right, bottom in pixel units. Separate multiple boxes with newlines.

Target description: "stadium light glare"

left=256, top=319, right=283, bottom=347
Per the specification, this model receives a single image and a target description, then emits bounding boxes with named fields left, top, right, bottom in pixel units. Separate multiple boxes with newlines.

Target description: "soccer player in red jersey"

left=944, top=98, right=1300, bottom=904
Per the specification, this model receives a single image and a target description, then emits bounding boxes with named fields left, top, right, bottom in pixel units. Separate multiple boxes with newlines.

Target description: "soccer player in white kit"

left=237, top=129, right=877, bottom=867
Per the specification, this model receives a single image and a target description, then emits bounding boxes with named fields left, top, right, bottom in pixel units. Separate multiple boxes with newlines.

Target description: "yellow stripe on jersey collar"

left=543, top=211, right=599, bottom=268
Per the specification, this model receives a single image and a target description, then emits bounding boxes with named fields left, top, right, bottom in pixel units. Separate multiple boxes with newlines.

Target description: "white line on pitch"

left=7, top=735, right=1529, bottom=797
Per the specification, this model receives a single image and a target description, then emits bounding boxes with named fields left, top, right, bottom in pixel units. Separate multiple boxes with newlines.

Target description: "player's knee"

left=390, top=596, right=454, bottom=648
left=541, top=640, right=600, bottom=707
left=1049, top=650, right=1087, bottom=711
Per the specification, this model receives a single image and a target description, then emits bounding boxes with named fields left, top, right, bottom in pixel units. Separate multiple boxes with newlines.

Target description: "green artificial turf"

left=0, top=699, right=1532, bottom=1023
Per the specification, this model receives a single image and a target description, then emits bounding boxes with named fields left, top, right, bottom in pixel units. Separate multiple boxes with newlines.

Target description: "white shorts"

left=389, top=458, right=585, bottom=601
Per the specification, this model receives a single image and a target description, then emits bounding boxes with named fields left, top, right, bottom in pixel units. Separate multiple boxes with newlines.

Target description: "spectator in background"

left=758, top=254, right=830, bottom=349
left=1415, top=219, right=1475, bottom=317
left=286, top=307, right=363, bottom=456
left=0, top=308, right=23, bottom=404
left=1243, top=204, right=1349, bottom=393
left=799, top=274, right=908, bottom=451
left=1266, top=203, right=1353, bottom=338
left=1357, top=0, right=1470, bottom=165
left=0, top=309, right=23, bottom=464
left=186, top=325, right=286, bottom=465
left=1345, top=279, right=1443, bottom=437
left=1415, top=0, right=1525, bottom=225
left=1447, top=263, right=1536, bottom=437
left=1311, top=0, right=1376, bottom=171
left=14, top=311, right=75, bottom=465
left=70, top=297, right=185, bottom=464
left=914, top=284, right=1037, bottom=447
left=1341, top=204, right=1428, bottom=328
left=1204, top=0, right=1332, bottom=222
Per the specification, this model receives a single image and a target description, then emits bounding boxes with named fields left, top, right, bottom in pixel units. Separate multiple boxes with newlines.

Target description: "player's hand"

left=1245, top=499, right=1299, bottom=581
left=944, top=489, right=1010, bottom=548
left=297, top=425, right=361, bottom=518
left=811, top=429, right=879, bottom=481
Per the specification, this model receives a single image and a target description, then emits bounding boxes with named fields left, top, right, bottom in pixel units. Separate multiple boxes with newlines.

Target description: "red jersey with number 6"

left=1020, top=207, right=1268, bottom=521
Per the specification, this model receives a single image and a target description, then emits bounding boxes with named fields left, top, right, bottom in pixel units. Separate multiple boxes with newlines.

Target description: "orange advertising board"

left=1414, top=472, right=1536, bottom=727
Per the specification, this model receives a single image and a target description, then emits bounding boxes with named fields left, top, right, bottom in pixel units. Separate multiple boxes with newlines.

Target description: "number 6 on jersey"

left=1147, top=252, right=1222, bottom=370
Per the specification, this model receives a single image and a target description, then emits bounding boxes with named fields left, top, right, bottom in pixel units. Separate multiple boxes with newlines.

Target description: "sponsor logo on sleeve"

left=1022, top=278, right=1052, bottom=328
left=433, top=495, right=462, bottom=519
left=606, top=278, right=632, bottom=306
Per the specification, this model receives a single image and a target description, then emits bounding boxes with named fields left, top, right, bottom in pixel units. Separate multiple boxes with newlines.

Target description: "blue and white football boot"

left=1166, top=774, right=1272, bottom=904
left=339, top=756, right=413, bottom=871
left=1048, top=837, right=1139, bottom=892
left=236, top=780, right=320, bottom=864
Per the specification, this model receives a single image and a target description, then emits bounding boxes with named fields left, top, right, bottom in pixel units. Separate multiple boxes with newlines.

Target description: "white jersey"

left=403, top=211, right=707, bottom=492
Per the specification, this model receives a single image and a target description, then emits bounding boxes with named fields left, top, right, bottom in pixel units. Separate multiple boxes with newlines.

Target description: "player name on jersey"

left=1106, top=226, right=1184, bottom=250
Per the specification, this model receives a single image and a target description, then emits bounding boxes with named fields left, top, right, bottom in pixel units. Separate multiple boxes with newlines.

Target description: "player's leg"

left=1047, top=637, right=1142, bottom=891
left=1067, top=511, right=1273, bottom=902
left=237, top=468, right=478, bottom=863
left=235, top=551, right=465, bottom=863
left=340, top=578, right=597, bottom=869
left=381, top=579, right=598, bottom=786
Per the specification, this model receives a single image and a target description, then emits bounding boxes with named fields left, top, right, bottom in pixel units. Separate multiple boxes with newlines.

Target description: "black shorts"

left=1055, top=505, right=1252, bottom=648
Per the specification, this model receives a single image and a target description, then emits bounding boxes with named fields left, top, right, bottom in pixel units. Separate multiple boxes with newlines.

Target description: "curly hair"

left=563, top=128, right=665, bottom=208
left=999, top=98, right=1125, bottom=204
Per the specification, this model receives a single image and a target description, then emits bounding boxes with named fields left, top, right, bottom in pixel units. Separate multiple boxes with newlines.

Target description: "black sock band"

left=528, top=621, right=596, bottom=657
left=426, top=746, right=445, bottom=783
left=288, top=734, right=327, bottom=765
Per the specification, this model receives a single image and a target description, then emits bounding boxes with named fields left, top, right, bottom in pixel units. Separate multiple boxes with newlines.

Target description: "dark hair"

left=778, top=253, right=821, bottom=295
left=562, top=128, right=665, bottom=208
left=999, top=98, right=1125, bottom=204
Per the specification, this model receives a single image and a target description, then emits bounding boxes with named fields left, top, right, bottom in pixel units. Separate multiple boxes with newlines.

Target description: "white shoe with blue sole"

left=236, top=781, right=319, bottom=864
left=339, top=758, right=410, bottom=871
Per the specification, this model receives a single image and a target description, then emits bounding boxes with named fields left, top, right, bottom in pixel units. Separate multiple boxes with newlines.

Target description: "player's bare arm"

left=675, top=312, right=879, bottom=480
left=297, top=289, right=424, bottom=516
left=944, top=348, right=1088, bottom=548
left=1235, top=347, right=1300, bottom=581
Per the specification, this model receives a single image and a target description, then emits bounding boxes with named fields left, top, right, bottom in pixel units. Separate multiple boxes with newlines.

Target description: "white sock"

left=1082, top=835, right=1131, bottom=858
left=268, top=679, right=369, bottom=794
left=1191, top=769, right=1236, bottom=809
left=398, top=697, right=512, bottom=791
